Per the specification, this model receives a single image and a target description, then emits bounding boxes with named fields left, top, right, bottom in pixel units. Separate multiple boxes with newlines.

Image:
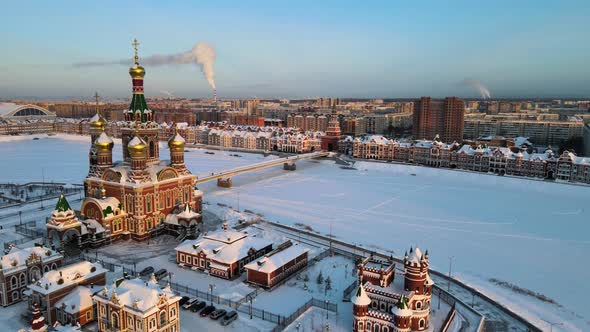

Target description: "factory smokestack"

left=461, top=79, right=491, bottom=99
left=74, top=41, right=217, bottom=94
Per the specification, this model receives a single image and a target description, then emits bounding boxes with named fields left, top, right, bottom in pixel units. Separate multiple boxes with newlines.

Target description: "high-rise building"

left=413, top=97, right=465, bottom=143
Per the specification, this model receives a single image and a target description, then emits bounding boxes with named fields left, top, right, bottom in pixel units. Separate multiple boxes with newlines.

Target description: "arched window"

left=12, top=291, right=19, bottom=301
left=383, top=327, right=389, bottom=332
left=371, top=301, right=377, bottom=309
left=19, top=273, right=26, bottom=286
left=43, top=265, right=49, bottom=273
left=374, top=324, right=380, bottom=332
left=416, top=301, right=421, bottom=310
left=358, top=322, right=364, bottom=330
left=380, top=302, right=385, bottom=311
left=11, top=276, right=18, bottom=288
left=111, top=312, right=119, bottom=329
left=160, top=310, right=167, bottom=325
left=366, top=322, right=371, bottom=331
left=51, top=263, right=58, bottom=270
left=419, top=319, right=425, bottom=329
left=170, top=307, right=177, bottom=318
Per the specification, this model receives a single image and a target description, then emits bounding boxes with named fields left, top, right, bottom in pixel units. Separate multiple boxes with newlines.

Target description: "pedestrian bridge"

left=195, top=151, right=329, bottom=187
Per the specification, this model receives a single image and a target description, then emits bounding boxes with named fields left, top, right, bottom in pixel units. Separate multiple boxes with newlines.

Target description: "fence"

left=342, top=279, right=357, bottom=301
left=270, top=297, right=338, bottom=332
left=14, top=221, right=45, bottom=238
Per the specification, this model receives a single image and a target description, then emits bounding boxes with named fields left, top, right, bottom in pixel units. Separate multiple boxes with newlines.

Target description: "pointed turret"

left=168, top=127, right=187, bottom=171
left=54, top=194, right=71, bottom=213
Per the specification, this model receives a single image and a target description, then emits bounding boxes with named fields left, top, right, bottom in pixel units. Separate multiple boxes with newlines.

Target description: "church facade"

left=47, top=40, right=203, bottom=248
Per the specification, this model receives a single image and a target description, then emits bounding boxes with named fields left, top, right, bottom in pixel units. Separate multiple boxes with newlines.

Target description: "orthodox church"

left=47, top=40, right=202, bottom=249
left=352, top=247, right=434, bottom=332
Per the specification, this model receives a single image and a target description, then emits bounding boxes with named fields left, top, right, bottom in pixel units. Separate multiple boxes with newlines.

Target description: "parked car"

left=209, top=309, right=227, bottom=320
left=220, top=311, right=238, bottom=326
left=154, top=268, right=167, bottom=280
left=190, top=301, right=207, bottom=313
left=179, top=296, right=190, bottom=306
left=200, top=305, right=216, bottom=317
left=139, top=266, right=154, bottom=276
left=182, top=298, right=198, bottom=310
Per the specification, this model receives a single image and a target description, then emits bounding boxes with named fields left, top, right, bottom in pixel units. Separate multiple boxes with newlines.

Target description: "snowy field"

left=1, top=135, right=589, bottom=331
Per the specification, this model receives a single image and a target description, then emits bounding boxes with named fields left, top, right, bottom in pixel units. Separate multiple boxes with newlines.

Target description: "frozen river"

left=0, top=134, right=588, bottom=330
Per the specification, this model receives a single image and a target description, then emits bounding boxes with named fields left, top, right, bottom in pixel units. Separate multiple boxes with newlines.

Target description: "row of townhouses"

left=339, top=135, right=590, bottom=184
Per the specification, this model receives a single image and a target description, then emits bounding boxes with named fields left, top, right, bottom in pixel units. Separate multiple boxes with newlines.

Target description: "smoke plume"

left=73, top=42, right=217, bottom=90
left=461, top=79, right=491, bottom=99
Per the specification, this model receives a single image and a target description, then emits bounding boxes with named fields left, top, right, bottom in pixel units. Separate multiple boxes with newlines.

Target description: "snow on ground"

left=179, top=304, right=276, bottom=332
left=0, top=300, right=28, bottom=331
left=201, top=159, right=590, bottom=331
left=283, top=307, right=343, bottom=332
left=1, top=136, right=589, bottom=330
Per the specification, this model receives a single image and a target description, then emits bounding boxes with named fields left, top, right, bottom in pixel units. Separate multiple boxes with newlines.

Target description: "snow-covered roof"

left=176, top=204, right=200, bottom=220
left=175, top=230, right=273, bottom=265
left=407, top=247, right=424, bottom=266
left=1, top=245, right=62, bottom=271
left=29, top=261, right=107, bottom=295
left=93, top=278, right=180, bottom=318
left=352, top=283, right=371, bottom=306
left=128, top=136, right=145, bottom=147
left=95, top=132, right=113, bottom=145
left=244, top=244, right=308, bottom=273
left=55, top=286, right=94, bottom=314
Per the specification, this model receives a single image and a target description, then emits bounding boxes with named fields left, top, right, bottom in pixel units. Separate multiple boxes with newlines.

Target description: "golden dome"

left=94, top=131, right=114, bottom=151
left=129, top=64, right=145, bottom=79
left=90, top=113, right=107, bottom=130
left=168, top=131, right=186, bottom=151
left=127, top=136, right=147, bottom=158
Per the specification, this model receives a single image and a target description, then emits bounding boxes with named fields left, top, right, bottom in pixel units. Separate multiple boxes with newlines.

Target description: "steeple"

left=55, top=194, right=72, bottom=213
left=126, top=38, right=151, bottom=122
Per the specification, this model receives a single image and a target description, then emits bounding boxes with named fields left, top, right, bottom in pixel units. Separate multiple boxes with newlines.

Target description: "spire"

left=55, top=194, right=71, bottom=213
left=94, top=91, right=100, bottom=115
left=132, top=38, right=140, bottom=65
left=127, top=38, right=150, bottom=122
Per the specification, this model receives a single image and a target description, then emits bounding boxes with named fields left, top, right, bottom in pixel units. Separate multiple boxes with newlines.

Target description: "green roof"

left=397, top=295, right=410, bottom=309
left=55, top=194, right=71, bottom=212
left=129, top=93, right=151, bottom=122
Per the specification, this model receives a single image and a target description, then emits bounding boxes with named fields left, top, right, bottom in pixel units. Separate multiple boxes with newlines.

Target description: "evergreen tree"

left=317, top=271, right=324, bottom=284
left=303, top=273, right=309, bottom=282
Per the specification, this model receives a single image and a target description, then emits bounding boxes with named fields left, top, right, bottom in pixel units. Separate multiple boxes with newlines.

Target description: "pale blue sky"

left=1, top=1, right=590, bottom=99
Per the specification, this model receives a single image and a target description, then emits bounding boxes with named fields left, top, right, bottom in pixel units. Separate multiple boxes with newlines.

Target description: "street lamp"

left=447, top=256, right=454, bottom=292
left=208, top=284, right=215, bottom=305
left=247, top=294, right=254, bottom=319
left=325, top=299, right=329, bottom=319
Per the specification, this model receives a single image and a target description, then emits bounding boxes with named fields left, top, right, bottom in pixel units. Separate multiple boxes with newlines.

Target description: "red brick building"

left=321, top=115, right=342, bottom=152
left=0, top=246, right=63, bottom=307
left=28, top=261, right=107, bottom=326
left=352, top=247, right=433, bottom=332
left=48, top=40, right=203, bottom=247
left=413, top=97, right=465, bottom=143
left=175, top=226, right=273, bottom=280
left=245, top=244, right=308, bottom=289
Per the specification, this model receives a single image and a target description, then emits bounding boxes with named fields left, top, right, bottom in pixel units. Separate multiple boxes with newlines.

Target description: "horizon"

left=2, top=1, right=590, bottom=99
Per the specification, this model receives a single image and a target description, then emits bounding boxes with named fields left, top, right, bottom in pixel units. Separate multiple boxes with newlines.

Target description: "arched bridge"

left=196, top=151, right=329, bottom=187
